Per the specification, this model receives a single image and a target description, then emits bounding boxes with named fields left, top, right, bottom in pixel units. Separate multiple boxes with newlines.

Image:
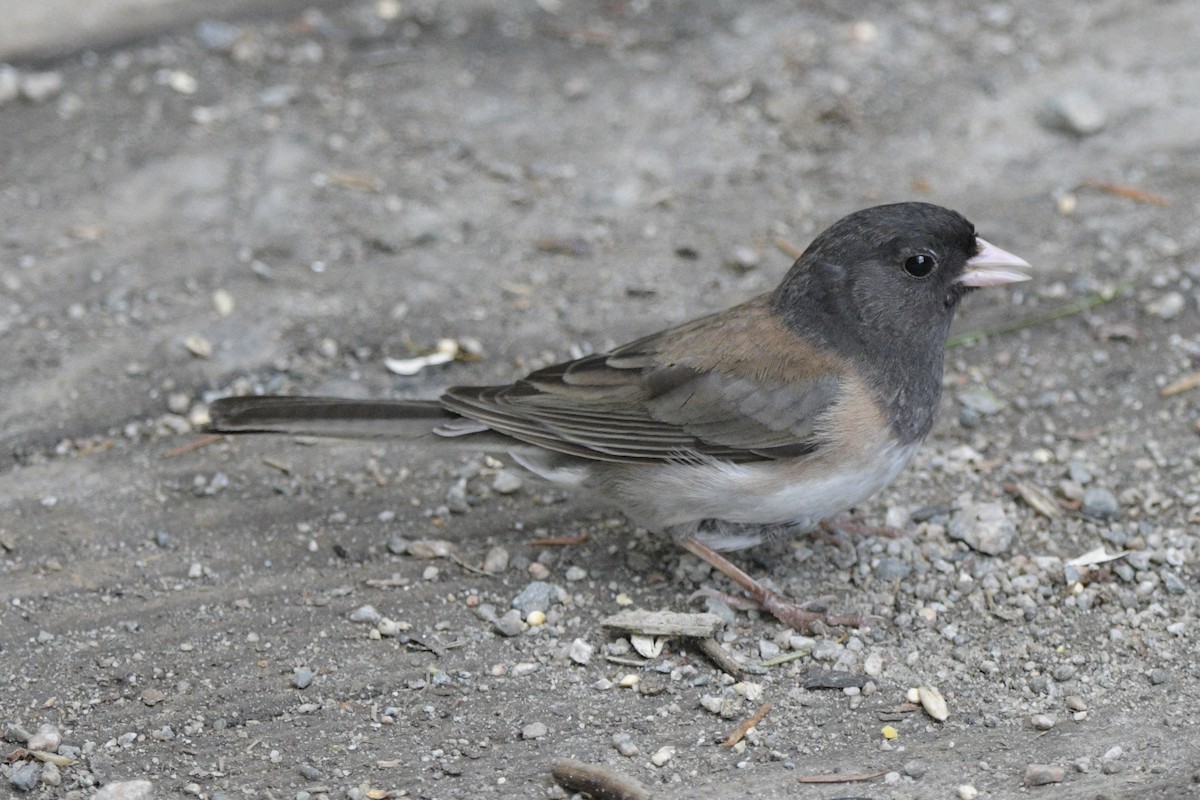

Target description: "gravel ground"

left=3, top=1, right=1200, bottom=798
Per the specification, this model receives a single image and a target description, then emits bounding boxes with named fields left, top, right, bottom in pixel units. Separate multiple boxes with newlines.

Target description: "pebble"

left=93, top=780, right=156, bottom=800
left=293, top=666, right=316, bottom=689
left=612, top=734, right=639, bottom=757
left=493, top=609, right=526, bottom=637
left=864, top=652, right=884, bottom=678
left=728, top=246, right=760, bottom=272
left=40, top=761, right=61, bottom=786
left=195, top=19, right=243, bottom=51
left=903, top=759, right=927, bottom=779
left=377, top=618, right=407, bottom=637
left=1031, top=714, right=1055, bottom=731
left=957, top=785, right=979, bottom=800
left=1082, top=487, right=1120, bottom=519
left=948, top=498, right=1015, bottom=555
left=917, top=685, right=949, bottom=722
left=521, top=722, right=548, bottom=740
left=511, top=581, right=565, bottom=615
left=5, top=723, right=32, bottom=743
left=1040, top=91, right=1106, bottom=135
left=9, top=762, right=41, bottom=791
left=27, top=723, right=61, bottom=752
left=1024, top=764, right=1066, bottom=786
left=483, top=546, right=510, bottom=574
left=564, top=565, right=587, bottom=581
left=445, top=481, right=470, bottom=513
left=1145, top=291, right=1185, bottom=320
left=349, top=604, right=382, bottom=624
left=0, top=65, right=18, bottom=104
left=1066, top=695, right=1088, bottom=712
left=568, top=638, right=593, bottom=665
left=650, top=746, right=676, bottom=767
left=875, top=557, right=911, bottom=580
left=19, top=71, right=64, bottom=103
left=491, top=470, right=523, bottom=494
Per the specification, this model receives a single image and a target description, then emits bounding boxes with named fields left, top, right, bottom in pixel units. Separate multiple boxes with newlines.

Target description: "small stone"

left=292, top=666, right=316, bottom=689
left=758, top=639, right=781, bottom=660
left=9, top=762, right=41, bottom=791
left=377, top=618, right=408, bottom=637
left=903, top=760, right=927, bottom=779
left=445, top=481, right=470, bottom=514
left=1065, top=695, right=1088, bottom=712
left=564, top=565, right=587, bottom=581
left=93, top=780, right=156, bottom=800
left=1147, top=668, right=1168, bottom=685
left=875, top=557, right=911, bottom=580
left=511, top=581, right=565, bottom=615
left=521, top=722, right=548, bottom=740
left=728, top=246, right=760, bottom=272
left=526, top=610, right=546, bottom=626
left=196, top=20, right=243, bottom=51
left=0, top=65, right=19, bottom=104
left=1024, top=764, right=1066, bottom=786
left=27, top=724, right=61, bottom=752
left=569, top=638, right=593, bottom=665
left=1040, top=91, right=1106, bottom=136
left=650, top=746, right=676, bottom=767
left=4, top=723, right=31, bottom=743
left=1145, top=291, right=1185, bottom=320
left=958, top=387, right=1007, bottom=416
left=864, top=652, right=884, bottom=678
left=19, top=71, right=64, bottom=103
left=40, top=761, right=61, bottom=786
left=349, top=604, right=382, bottom=624
left=957, top=785, right=979, bottom=800
left=1067, top=462, right=1093, bottom=484
left=184, top=334, right=212, bottom=359
left=613, top=736, right=639, bottom=757
left=491, top=470, right=523, bottom=494
left=141, top=688, right=165, bottom=706
left=493, top=609, right=526, bottom=637
left=1031, top=714, right=1055, bottom=731
left=948, top=497, right=1015, bottom=555
left=1082, top=487, right=1120, bottom=519
left=483, top=546, right=510, bottom=574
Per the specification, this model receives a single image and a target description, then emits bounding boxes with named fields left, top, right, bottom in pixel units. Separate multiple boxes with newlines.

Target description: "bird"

left=207, top=202, right=1030, bottom=630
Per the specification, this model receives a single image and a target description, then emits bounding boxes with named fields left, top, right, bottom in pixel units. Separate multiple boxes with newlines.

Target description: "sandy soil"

left=2, top=1, right=1200, bottom=798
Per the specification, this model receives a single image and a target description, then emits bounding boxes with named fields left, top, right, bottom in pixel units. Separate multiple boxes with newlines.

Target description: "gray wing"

left=439, top=342, right=842, bottom=465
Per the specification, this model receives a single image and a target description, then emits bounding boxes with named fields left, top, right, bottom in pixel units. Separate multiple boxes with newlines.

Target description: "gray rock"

left=493, top=609, right=526, bottom=637
left=19, top=71, right=64, bottom=104
left=491, top=470, right=524, bottom=495
left=93, top=780, right=156, bottom=800
left=1040, top=91, right=1106, bottom=136
left=9, top=762, right=41, bottom=792
left=1067, top=461, right=1093, bottom=484
left=1082, top=487, right=1119, bottom=519
left=958, top=387, right=1007, bottom=416
left=0, top=65, right=20, bottom=105
left=948, top=498, right=1016, bottom=555
left=348, top=604, right=381, bottom=624
left=445, top=480, right=470, bottom=513
left=293, top=666, right=316, bottom=689
left=875, top=557, right=912, bottom=580
left=511, top=581, right=565, bottom=615
left=196, top=20, right=243, bottom=52
left=483, top=546, right=510, bottom=574
left=522, top=721, right=548, bottom=740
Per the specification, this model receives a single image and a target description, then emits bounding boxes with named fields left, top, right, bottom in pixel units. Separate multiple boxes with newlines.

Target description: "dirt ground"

left=3, top=1, right=1200, bottom=798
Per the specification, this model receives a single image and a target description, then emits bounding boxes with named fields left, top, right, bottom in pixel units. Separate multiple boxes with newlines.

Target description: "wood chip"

left=551, top=758, right=651, bottom=800
left=721, top=701, right=772, bottom=748
left=693, top=637, right=745, bottom=680
left=1011, top=480, right=1063, bottom=519
left=601, top=609, right=723, bottom=638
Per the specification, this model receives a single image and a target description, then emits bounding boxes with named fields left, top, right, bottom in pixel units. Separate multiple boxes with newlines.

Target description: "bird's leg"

left=819, top=511, right=904, bottom=539
left=680, top=536, right=868, bottom=632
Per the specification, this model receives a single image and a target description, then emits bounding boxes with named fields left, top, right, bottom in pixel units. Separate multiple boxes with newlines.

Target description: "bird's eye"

left=903, top=253, right=936, bottom=278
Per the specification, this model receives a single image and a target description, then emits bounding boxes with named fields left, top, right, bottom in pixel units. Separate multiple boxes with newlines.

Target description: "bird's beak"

left=958, top=237, right=1032, bottom=287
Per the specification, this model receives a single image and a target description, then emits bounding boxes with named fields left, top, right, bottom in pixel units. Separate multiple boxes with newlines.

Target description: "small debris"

left=184, top=334, right=213, bottom=359
left=1040, top=91, right=1106, bottom=136
left=798, top=769, right=891, bottom=784
left=881, top=725, right=899, bottom=740
left=917, top=686, right=949, bottom=722
left=1031, top=714, right=1056, bottom=731
left=19, top=71, right=64, bottom=103
left=384, top=339, right=459, bottom=375
left=721, top=702, right=772, bottom=748
left=483, top=546, right=510, bottom=574
left=569, top=638, right=594, bottom=665
left=493, top=609, right=526, bottom=637
left=630, top=635, right=665, bottom=659
left=1012, top=481, right=1063, bottom=519
left=649, top=746, right=676, bottom=767
left=93, top=780, right=156, bottom=800
left=1160, top=372, right=1200, bottom=397
left=1024, top=764, right=1066, bottom=786
left=491, top=470, right=524, bottom=495
left=27, top=724, right=61, bottom=752
left=602, top=609, right=723, bottom=638
left=512, top=581, right=566, bottom=615
left=1081, top=487, right=1120, bottom=519
left=521, top=722, right=548, bottom=740
left=551, top=758, right=651, bottom=800
left=948, top=497, right=1015, bottom=555
left=349, top=604, right=382, bottom=624
left=292, top=666, right=316, bottom=689
left=958, top=785, right=979, bottom=800
left=1145, top=292, right=1185, bottom=320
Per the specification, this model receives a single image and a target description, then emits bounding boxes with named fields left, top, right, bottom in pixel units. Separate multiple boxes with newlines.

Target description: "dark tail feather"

left=207, top=396, right=453, bottom=439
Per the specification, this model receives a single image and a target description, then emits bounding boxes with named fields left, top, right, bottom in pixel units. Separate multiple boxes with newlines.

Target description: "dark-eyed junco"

left=208, top=202, right=1030, bottom=630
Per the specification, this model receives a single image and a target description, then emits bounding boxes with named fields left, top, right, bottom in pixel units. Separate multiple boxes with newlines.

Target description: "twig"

left=693, top=637, right=745, bottom=680
left=758, top=651, right=808, bottom=668
left=798, top=768, right=891, bottom=784
left=526, top=533, right=589, bottom=547
left=1161, top=372, right=1200, bottom=398
left=602, top=610, right=723, bottom=638
left=551, top=758, right=651, bottom=800
left=774, top=237, right=804, bottom=260
left=947, top=283, right=1132, bottom=348
left=163, top=434, right=222, bottom=458
left=1081, top=179, right=1170, bottom=206
left=721, top=702, right=773, bottom=748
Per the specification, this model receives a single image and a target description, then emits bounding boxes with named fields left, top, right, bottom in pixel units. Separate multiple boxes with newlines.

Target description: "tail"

left=207, top=396, right=455, bottom=439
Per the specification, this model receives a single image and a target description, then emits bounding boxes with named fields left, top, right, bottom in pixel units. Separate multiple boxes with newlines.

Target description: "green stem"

left=948, top=283, right=1133, bottom=349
